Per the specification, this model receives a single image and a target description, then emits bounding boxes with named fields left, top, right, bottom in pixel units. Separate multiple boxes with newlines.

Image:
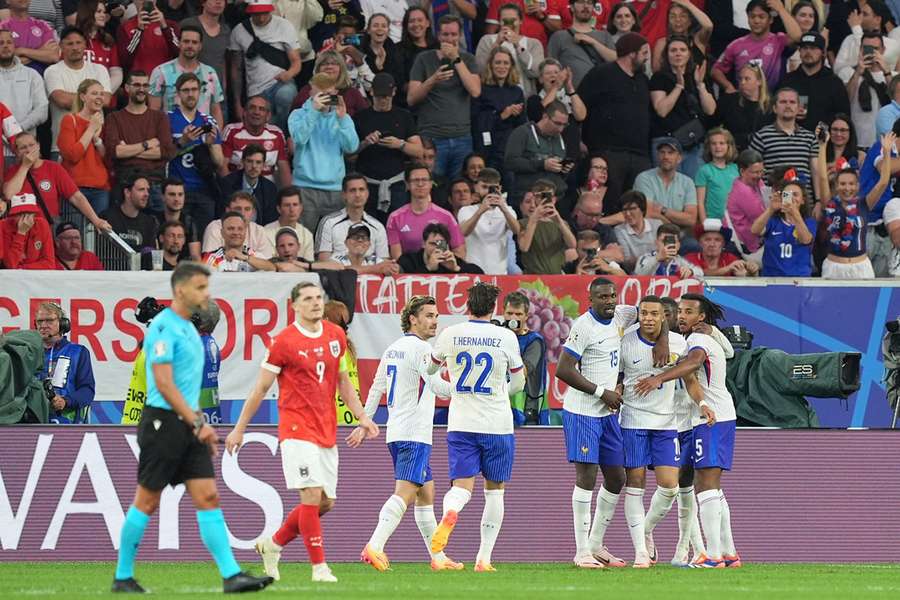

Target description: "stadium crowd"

left=2, top=0, right=900, bottom=279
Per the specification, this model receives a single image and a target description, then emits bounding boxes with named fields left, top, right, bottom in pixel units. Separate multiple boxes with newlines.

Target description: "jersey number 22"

left=456, top=351, right=493, bottom=395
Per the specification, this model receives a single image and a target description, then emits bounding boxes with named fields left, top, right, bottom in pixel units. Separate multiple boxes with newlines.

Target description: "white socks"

left=368, top=495, right=407, bottom=552
left=571, top=486, right=593, bottom=556
left=719, top=490, right=736, bottom=556
left=441, top=486, right=472, bottom=518
left=645, top=486, right=678, bottom=533
left=414, top=505, right=446, bottom=560
left=697, top=489, right=723, bottom=560
left=588, top=486, right=620, bottom=554
left=676, top=486, right=706, bottom=556
left=476, top=489, right=504, bottom=565
left=623, top=487, right=647, bottom=556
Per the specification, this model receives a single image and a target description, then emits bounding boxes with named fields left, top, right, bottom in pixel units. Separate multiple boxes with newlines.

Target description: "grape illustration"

left=515, top=285, right=580, bottom=364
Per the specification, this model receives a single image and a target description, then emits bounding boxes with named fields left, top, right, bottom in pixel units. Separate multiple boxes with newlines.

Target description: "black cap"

left=371, top=73, right=396, bottom=97
left=799, top=32, right=826, bottom=51
left=347, top=223, right=371, bottom=239
left=55, top=221, right=79, bottom=237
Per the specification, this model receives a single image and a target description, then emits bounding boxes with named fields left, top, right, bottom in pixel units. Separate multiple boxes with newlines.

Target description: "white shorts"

left=280, top=439, right=339, bottom=499
left=822, top=257, right=875, bottom=279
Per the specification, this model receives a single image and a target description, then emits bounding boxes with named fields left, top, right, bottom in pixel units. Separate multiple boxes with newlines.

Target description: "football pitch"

left=1, top=562, right=898, bottom=599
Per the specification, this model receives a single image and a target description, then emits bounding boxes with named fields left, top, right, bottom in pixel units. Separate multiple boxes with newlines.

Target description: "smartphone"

left=781, top=189, right=794, bottom=207
left=584, top=248, right=598, bottom=261
left=816, top=121, right=829, bottom=143
left=561, top=158, right=576, bottom=170
left=200, top=122, right=213, bottom=134
left=798, top=95, right=809, bottom=109
left=863, top=45, right=877, bottom=57
left=538, top=191, right=553, bottom=204
left=344, top=34, right=362, bottom=47
left=487, top=184, right=501, bottom=196
left=434, top=239, right=448, bottom=252
left=663, top=234, right=677, bottom=246
left=142, top=1, right=153, bottom=14
left=440, top=58, right=453, bottom=68
left=502, top=17, right=516, bottom=27
left=327, top=94, right=339, bottom=106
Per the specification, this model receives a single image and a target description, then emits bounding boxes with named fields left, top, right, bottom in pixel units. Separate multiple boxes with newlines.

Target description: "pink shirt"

left=0, top=16, right=57, bottom=74
left=714, top=32, right=790, bottom=91
left=726, top=178, right=767, bottom=253
left=386, top=202, right=464, bottom=254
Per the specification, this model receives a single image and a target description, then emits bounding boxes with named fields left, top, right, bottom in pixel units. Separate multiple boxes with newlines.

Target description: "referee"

left=112, top=262, right=273, bottom=594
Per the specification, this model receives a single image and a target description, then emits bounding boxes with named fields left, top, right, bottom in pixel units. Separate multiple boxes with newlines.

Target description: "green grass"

left=1, top=562, right=899, bottom=599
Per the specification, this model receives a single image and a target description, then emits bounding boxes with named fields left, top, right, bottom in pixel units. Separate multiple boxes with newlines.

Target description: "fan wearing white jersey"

left=619, top=295, right=710, bottom=568
left=555, top=278, right=668, bottom=569
left=635, top=294, right=740, bottom=569
left=351, top=296, right=465, bottom=573
left=426, top=283, right=525, bottom=572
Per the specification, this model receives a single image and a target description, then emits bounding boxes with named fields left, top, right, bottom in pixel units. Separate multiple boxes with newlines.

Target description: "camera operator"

left=563, top=230, right=626, bottom=275
left=35, top=302, right=95, bottom=424
left=503, top=291, right=548, bottom=426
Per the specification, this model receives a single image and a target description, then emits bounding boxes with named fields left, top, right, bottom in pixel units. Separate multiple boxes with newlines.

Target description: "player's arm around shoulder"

left=427, top=327, right=449, bottom=375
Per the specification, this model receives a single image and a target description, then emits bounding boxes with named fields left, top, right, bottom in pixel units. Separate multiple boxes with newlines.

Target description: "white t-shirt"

left=562, top=305, right=637, bottom=418
left=44, top=61, right=111, bottom=152
left=684, top=332, right=737, bottom=426
left=263, top=221, right=315, bottom=261
left=228, top=16, right=301, bottom=97
left=432, top=320, right=523, bottom=435
left=456, top=203, right=515, bottom=274
left=619, top=329, right=687, bottom=430
left=365, top=333, right=450, bottom=444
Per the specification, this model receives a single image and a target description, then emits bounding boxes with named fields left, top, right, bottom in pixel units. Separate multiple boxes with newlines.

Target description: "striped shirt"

left=221, top=122, right=288, bottom=180
left=619, top=329, right=687, bottom=430
left=749, top=124, right=818, bottom=199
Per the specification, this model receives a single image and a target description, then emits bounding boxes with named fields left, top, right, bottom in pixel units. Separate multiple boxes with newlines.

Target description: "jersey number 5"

left=456, top=351, right=494, bottom=395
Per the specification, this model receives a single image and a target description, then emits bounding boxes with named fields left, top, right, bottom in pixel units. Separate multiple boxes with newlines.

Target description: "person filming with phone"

left=397, top=222, right=483, bottom=274
left=634, top=222, right=702, bottom=279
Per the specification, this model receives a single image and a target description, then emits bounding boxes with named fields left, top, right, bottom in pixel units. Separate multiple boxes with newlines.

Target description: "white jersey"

left=674, top=384, right=695, bottom=433
left=431, top=320, right=523, bottom=435
left=364, top=334, right=450, bottom=444
left=685, top=332, right=737, bottom=426
left=619, top=329, right=687, bottom=430
left=562, top=305, right=637, bottom=418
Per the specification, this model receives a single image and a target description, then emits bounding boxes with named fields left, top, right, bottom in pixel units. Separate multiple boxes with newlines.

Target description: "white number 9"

left=316, top=361, right=325, bottom=383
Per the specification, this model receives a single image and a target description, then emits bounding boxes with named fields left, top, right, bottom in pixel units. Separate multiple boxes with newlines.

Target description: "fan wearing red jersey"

left=226, top=281, right=379, bottom=584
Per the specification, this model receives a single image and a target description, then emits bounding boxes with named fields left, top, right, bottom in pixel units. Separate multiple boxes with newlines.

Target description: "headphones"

left=36, top=301, right=71, bottom=336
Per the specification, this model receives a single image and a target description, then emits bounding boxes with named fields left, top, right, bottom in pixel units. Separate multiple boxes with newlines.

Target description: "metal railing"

left=58, top=202, right=140, bottom=271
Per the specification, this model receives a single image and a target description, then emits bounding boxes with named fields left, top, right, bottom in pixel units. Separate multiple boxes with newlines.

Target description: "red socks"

left=272, top=503, right=325, bottom=565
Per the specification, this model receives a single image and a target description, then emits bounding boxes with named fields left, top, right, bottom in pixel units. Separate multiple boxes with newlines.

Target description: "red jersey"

left=4, top=160, right=78, bottom=218
left=262, top=320, right=347, bottom=447
left=117, top=18, right=179, bottom=75
left=684, top=251, right=740, bottom=273
left=56, top=250, right=104, bottom=270
left=1, top=215, right=56, bottom=269
left=486, top=0, right=566, bottom=47
left=559, top=0, right=613, bottom=30
left=86, top=34, right=121, bottom=71
left=220, top=122, right=288, bottom=179
left=629, top=0, right=705, bottom=47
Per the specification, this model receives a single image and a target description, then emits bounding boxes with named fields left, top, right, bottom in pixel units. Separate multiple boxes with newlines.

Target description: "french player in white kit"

left=426, top=283, right=526, bottom=572
left=351, top=296, right=464, bottom=572
left=619, top=295, right=713, bottom=568
left=636, top=294, right=740, bottom=569
left=555, top=278, right=668, bottom=569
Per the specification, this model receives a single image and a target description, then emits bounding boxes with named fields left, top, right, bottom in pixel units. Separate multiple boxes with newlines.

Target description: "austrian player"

left=426, top=283, right=525, bottom=572
left=225, top=281, right=379, bottom=583
left=353, top=295, right=463, bottom=572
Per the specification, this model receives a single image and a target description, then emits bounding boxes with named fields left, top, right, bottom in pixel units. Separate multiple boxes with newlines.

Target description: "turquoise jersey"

left=144, top=308, right=204, bottom=411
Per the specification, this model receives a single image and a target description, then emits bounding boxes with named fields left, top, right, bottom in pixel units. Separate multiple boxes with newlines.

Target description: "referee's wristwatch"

left=192, top=414, right=204, bottom=435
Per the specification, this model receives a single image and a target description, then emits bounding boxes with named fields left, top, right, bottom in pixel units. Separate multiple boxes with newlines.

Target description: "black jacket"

left=218, top=170, right=279, bottom=225
left=782, top=66, right=851, bottom=132
left=398, top=250, right=484, bottom=274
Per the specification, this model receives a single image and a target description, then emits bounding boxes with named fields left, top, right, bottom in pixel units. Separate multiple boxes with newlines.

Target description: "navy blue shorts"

left=692, top=421, right=736, bottom=471
left=562, top=410, right=624, bottom=466
left=622, top=428, right=679, bottom=468
left=447, top=431, right=515, bottom=482
left=388, top=441, right=433, bottom=485
left=678, top=429, right=694, bottom=468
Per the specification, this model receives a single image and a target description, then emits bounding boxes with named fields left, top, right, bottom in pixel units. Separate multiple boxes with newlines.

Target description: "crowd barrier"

left=1, top=426, right=898, bottom=563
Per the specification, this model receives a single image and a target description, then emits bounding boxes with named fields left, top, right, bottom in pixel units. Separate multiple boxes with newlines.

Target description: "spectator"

left=181, top=0, right=233, bottom=110
left=749, top=86, right=820, bottom=202
left=263, top=185, right=314, bottom=257
left=0, top=29, right=47, bottom=165
left=316, top=173, right=391, bottom=263
left=461, top=152, right=485, bottom=185
left=684, top=218, right=759, bottom=277
left=716, top=62, right=771, bottom=151
left=35, top=301, right=94, bottom=424
left=695, top=127, right=740, bottom=221
left=726, top=148, right=768, bottom=258
left=329, top=14, right=376, bottom=98
left=574, top=155, right=619, bottom=223
left=859, top=120, right=900, bottom=276
left=359, top=0, right=408, bottom=44
left=457, top=167, right=520, bottom=273
left=269, top=226, right=345, bottom=272
left=504, top=100, right=573, bottom=204
left=525, top=59, right=586, bottom=159
left=566, top=190, right=625, bottom=263
left=149, top=25, right=225, bottom=127
left=76, top=0, right=123, bottom=94
left=3, top=132, right=111, bottom=232
left=712, top=0, right=802, bottom=93
left=397, top=6, right=438, bottom=98
left=0, top=192, right=55, bottom=268
left=117, top=0, right=180, bottom=75
left=783, top=32, right=850, bottom=132
left=291, top=49, right=370, bottom=116
left=562, top=229, right=626, bottom=275
left=54, top=221, right=103, bottom=270
left=289, top=72, right=360, bottom=232
left=354, top=72, right=423, bottom=221
left=578, top=32, right=652, bottom=209
left=0, top=100, right=22, bottom=183
left=485, top=0, right=563, bottom=49
left=421, top=135, right=451, bottom=207
left=103, top=71, right=177, bottom=215
left=202, top=190, right=274, bottom=257
left=548, top=0, right=615, bottom=89
left=634, top=138, right=699, bottom=233
left=328, top=223, right=399, bottom=275
left=750, top=174, right=816, bottom=276
left=407, top=14, right=481, bottom=178
left=398, top=221, right=484, bottom=273
left=834, top=1, right=900, bottom=85
left=362, top=12, right=405, bottom=90
left=390, top=165, right=467, bottom=261
left=633, top=222, right=702, bottom=279
left=613, top=189, right=663, bottom=272
left=168, top=72, right=225, bottom=233
left=219, top=143, right=278, bottom=224
left=878, top=75, right=900, bottom=139
left=503, top=290, right=548, bottom=426
left=784, top=0, right=827, bottom=74
left=649, top=0, right=714, bottom=73
left=140, top=220, right=187, bottom=271
left=228, top=0, right=302, bottom=133
left=476, top=3, right=543, bottom=95
left=57, top=79, right=110, bottom=215
left=0, top=0, right=60, bottom=75
left=517, top=179, right=577, bottom=273
left=843, top=31, right=892, bottom=149
left=272, top=0, right=321, bottom=88
left=596, top=2, right=642, bottom=52
left=220, top=95, right=291, bottom=187
left=101, top=176, right=158, bottom=252
left=203, top=210, right=276, bottom=272
left=44, top=27, right=111, bottom=159
left=157, top=178, right=201, bottom=261
left=473, top=47, right=527, bottom=174
left=443, top=177, right=475, bottom=217
left=309, top=0, right=364, bottom=54
left=826, top=114, right=866, bottom=174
